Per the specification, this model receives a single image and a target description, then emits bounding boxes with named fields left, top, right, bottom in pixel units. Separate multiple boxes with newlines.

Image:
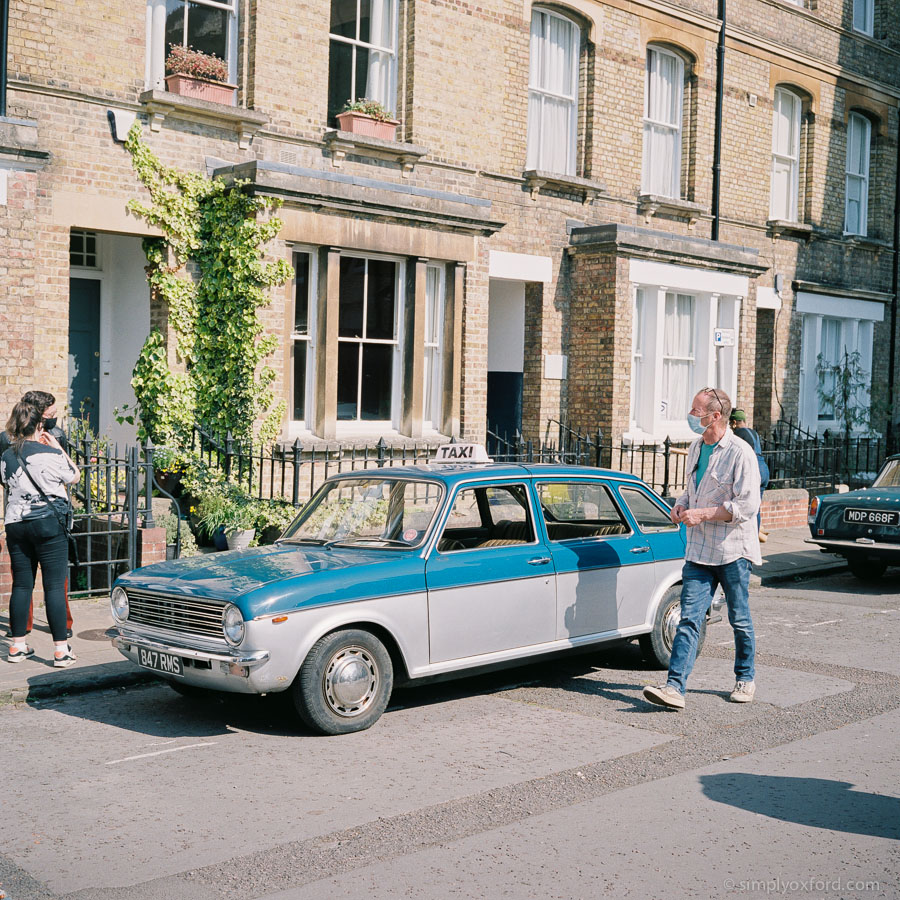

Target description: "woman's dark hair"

left=21, top=390, right=55, bottom=414
left=5, top=401, right=43, bottom=448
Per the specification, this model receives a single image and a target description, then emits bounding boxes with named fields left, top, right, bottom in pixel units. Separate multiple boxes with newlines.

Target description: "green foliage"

left=130, top=330, right=195, bottom=445
left=340, top=98, right=395, bottom=121
left=155, top=510, right=200, bottom=557
left=124, top=122, right=290, bottom=451
left=815, top=348, right=874, bottom=440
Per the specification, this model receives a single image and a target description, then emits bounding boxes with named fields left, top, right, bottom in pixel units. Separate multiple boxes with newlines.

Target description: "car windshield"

left=281, top=478, right=443, bottom=548
left=873, top=459, right=900, bottom=488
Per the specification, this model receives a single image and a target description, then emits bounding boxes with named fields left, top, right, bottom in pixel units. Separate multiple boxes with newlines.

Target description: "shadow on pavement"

left=699, top=773, right=900, bottom=840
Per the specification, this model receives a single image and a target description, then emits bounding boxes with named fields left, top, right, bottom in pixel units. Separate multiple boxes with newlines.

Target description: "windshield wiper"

left=280, top=537, right=330, bottom=545
left=326, top=537, right=412, bottom=548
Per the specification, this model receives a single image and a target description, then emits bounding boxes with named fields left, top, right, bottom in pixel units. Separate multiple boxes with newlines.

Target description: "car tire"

left=639, top=584, right=706, bottom=669
left=847, top=554, right=887, bottom=582
left=293, top=629, right=393, bottom=736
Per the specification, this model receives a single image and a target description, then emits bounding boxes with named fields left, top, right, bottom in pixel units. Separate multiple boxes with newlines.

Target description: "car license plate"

left=136, top=647, right=184, bottom=677
left=843, top=508, right=900, bottom=527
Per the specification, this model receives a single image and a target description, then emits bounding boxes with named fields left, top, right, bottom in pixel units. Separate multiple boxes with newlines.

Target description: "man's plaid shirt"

left=675, top=427, right=762, bottom=566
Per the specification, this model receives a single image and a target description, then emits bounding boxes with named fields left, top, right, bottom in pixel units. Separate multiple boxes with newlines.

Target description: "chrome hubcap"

left=663, top=601, right=682, bottom=651
left=323, top=646, right=378, bottom=718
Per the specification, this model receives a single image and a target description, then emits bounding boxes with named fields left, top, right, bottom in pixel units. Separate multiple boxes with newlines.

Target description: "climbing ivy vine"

left=124, top=122, right=291, bottom=449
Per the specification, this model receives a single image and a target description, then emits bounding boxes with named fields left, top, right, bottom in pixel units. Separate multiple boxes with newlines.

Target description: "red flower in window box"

left=165, top=45, right=236, bottom=105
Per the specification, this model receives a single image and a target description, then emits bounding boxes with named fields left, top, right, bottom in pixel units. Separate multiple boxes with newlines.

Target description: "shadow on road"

left=699, top=773, right=900, bottom=840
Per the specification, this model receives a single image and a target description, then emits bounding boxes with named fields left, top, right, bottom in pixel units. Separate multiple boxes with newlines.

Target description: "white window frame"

left=526, top=7, right=580, bottom=176
left=642, top=45, right=684, bottom=199
left=335, top=252, right=405, bottom=434
left=145, top=0, right=238, bottom=92
left=797, top=292, right=882, bottom=433
left=423, top=264, right=445, bottom=432
left=627, top=260, right=746, bottom=441
left=844, top=112, right=871, bottom=237
left=853, top=0, right=874, bottom=35
left=770, top=87, right=802, bottom=221
left=328, top=0, right=400, bottom=117
left=287, top=249, right=317, bottom=436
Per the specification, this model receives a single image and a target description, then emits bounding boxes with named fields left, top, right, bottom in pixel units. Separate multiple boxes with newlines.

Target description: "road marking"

left=105, top=742, right=217, bottom=765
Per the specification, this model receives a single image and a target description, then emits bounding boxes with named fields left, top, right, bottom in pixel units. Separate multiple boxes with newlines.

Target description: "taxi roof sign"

left=431, top=443, right=493, bottom=464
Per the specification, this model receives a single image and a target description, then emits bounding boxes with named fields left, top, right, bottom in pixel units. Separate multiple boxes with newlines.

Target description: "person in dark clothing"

left=2, top=402, right=80, bottom=665
left=729, top=409, right=769, bottom=541
left=0, top=390, right=75, bottom=637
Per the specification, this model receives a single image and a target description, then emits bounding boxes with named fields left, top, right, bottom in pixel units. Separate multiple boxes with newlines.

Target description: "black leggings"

left=6, top=518, right=69, bottom=642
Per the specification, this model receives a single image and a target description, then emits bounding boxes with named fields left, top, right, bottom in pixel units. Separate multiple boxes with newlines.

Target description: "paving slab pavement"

left=0, top=525, right=847, bottom=706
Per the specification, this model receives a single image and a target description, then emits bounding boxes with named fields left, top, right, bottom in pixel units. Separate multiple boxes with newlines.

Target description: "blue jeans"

left=666, top=558, right=755, bottom=695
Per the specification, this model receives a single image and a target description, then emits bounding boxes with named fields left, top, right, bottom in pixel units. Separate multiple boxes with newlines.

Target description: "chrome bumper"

left=106, top=625, right=270, bottom=668
left=804, top=537, right=900, bottom=557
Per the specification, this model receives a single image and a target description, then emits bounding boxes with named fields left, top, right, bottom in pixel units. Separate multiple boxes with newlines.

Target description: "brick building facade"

left=0, top=0, right=898, bottom=451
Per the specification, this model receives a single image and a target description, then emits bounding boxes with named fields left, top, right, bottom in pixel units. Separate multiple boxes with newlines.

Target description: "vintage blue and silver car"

left=806, top=453, right=900, bottom=581
left=109, top=449, right=703, bottom=734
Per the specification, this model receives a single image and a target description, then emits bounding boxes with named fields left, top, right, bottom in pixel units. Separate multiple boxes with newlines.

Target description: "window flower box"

left=165, top=74, right=236, bottom=106
left=335, top=110, right=399, bottom=141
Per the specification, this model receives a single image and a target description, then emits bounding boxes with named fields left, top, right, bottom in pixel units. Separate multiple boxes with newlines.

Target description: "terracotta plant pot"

left=335, top=111, right=399, bottom=141
left=165, top=74, right=236, bottom=105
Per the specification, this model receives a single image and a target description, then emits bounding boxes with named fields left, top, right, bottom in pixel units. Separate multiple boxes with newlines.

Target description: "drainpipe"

left=888, top=124, right=900, bottom=448
left=0, top=0, right=9, bottom=117
left=711, top=0, right=726, bottom=242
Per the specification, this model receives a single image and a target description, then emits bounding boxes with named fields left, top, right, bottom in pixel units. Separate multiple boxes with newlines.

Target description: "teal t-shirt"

left=695, top=440, right=719, bottom=485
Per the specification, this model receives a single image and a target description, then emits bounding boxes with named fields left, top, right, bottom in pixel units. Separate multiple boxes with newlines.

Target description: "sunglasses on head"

left=700, top=387, right=724, bottom=414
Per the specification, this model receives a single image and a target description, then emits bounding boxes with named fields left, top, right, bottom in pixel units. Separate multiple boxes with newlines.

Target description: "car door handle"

left=528, top=557, right=552, bottom=566
left=630, top=546, right=651, bottom=554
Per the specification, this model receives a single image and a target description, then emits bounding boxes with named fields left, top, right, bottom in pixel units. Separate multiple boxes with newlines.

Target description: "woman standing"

left=1, top=402, right=80, bottom=666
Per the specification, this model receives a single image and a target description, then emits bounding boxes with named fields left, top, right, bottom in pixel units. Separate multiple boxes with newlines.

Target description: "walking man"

left=643, top=387, right=761, bottom=710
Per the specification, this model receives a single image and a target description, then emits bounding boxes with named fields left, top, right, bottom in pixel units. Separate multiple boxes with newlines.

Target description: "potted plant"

left=222, top=498, right=257, bottom=551
left=254, top=498, right=299, bottom=545
left=335, top=99, right=399, bottom=141
left=165, top=45, right=236, bottom=105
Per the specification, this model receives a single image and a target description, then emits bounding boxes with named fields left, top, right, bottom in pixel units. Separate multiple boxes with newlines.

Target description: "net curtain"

left=526, top=9, right=579, bottom=175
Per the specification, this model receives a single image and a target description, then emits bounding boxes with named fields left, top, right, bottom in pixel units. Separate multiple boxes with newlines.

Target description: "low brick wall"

left=760, top=488, right=809, bottom=530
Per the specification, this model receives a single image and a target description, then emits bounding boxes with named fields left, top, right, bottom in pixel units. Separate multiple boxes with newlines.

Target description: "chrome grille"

left=126, top=590, right=226, bottom=639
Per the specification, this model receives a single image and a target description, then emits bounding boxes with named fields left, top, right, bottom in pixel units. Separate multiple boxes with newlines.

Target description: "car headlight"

left=111, top=586, right=129, bottom=622
left=223, top=604, right=244, bottom=645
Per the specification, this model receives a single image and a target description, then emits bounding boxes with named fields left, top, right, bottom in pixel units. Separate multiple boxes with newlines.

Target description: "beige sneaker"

left=643, top=684, right=685, bottom=710
left=729, top=680, right=756, bottom=703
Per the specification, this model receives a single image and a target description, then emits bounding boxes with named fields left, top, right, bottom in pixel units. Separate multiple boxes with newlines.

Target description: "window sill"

left=139, top=90, right=268, bottom=150
left=767, top=219, right=815, bottom=240
left=842, top=233, right=891, bottom=253
left=638, top=194, right=706, bottom=226
left=323, top=129, right=428, bottom=176
left=523, top=170, right=607, bottom=205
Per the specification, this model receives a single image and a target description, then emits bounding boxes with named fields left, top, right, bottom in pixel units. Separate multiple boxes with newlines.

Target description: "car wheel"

left=639, top=584, right=706, bottom=669
left=293, top=629, right=393, bottom=735
left=847, top=555, right=887, bottom=582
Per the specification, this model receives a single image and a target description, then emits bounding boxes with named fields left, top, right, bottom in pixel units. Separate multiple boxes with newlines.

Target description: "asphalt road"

left=2, top=570, right=899, bottom=900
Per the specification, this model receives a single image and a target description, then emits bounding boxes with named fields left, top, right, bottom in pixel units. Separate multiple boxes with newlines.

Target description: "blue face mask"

left=687, top=413, right=707, bottom=435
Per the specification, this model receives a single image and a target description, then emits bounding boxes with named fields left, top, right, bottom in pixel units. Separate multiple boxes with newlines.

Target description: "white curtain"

left=845, top=114, right=870, bottom=235
left=853, top=0, right=873, bottom=33
left=526, top=10, right=578, bottom=175
left=423, top=266, right=443, bottom=426
left=642, top=48, right=683, bottom=197
left=631, top=290, right=644, bottom=427
left=817, top=317, right=842, bottom=419
left=770, top=88, right=800, bottom=220
left=662, top=293, right=694, bottom=420
left=366, top=0, right=395, bottom=109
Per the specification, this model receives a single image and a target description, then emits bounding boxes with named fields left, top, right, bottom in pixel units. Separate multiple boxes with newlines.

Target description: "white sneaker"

left=643, top=684, right=685, bottom=710
left=729, top=680, right=756, bottom=703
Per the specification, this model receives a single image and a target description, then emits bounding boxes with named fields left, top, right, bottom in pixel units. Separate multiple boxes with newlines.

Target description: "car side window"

left=537, top=482, right=631, bottom=541
left=438, top=484, right=535, bottom=551
left=619, top=487, right=679, bottom=532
